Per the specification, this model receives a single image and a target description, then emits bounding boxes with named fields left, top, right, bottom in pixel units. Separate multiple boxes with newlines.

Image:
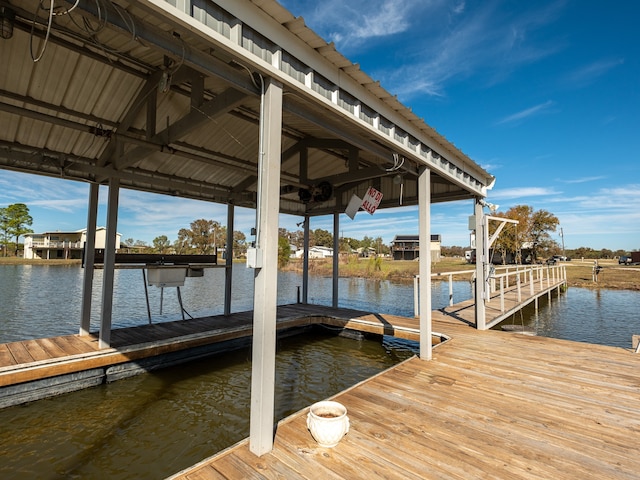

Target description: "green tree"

left=529, top=209, right=560, bottom=260
left=233, top=230, right=247, bottom=257
left=278, top=236, right=291, bottom=268
left=152, top=235, right=171, bottom=253
left=494, top=205, right=559, bottom=263
left=188, top=219, right=220, bottom=254
left=174, top=228, right=191, bottom=254
left=312, top=228, right=332, bottom=247
left=0, top=207, right=9, bottom=256
left=4, top=203, right=33, bottom=256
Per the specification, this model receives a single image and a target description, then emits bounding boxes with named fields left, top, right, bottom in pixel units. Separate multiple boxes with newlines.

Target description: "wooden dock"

left=6, top=274, right=636, bottom=479
left=0, top=275, right=564, bottom=407
left=170, top=319, right=640, bottom=480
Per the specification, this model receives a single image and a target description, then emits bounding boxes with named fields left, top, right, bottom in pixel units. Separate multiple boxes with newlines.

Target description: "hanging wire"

left=30, top=0, right=55, bottom=62
left=386, top=152, right=405, bottom=172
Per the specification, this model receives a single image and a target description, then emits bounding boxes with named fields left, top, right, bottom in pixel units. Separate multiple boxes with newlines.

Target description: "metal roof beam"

left=114, top=87, right=248, bottom=170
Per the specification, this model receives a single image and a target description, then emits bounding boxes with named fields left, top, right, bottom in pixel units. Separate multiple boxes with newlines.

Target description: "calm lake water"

left=1, top=264, right=638, bottom=348
left=1, top=264, right=639, bottom=479
left=0, top=264, right=468, bottom=343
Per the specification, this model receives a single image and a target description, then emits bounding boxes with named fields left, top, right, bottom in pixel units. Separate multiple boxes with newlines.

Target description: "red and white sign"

left=361, top=187, right=383, bottom=215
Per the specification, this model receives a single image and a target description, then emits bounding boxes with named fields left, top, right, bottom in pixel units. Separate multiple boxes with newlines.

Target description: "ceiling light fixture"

left=0, top=7, right=15, bottom=40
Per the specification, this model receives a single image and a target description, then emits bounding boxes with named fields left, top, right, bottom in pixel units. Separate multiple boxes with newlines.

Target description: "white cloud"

left=489, top=186, right=560, bottom=200
left=562, top=58, right=625, bottom=88
left=560, top=176, right=607, bottom=184
left=494, top=100, right=556, bottom=125
left=380, top=2, right=567, bottom=99
left=291, top=0, right=415, bottom=47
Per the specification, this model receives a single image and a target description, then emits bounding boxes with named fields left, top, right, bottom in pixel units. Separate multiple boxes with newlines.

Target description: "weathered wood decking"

left=171, top=319, right=640, bottom=480
left=0, top=304, right=416, bottom=391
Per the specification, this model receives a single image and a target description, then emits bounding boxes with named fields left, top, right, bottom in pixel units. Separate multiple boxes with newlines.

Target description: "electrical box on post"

left=246, top=247, right=263, bottom=269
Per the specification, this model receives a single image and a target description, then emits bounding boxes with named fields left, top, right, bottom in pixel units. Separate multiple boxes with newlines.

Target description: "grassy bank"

left=283, top=256, right=640, bottom=291
left=0, top=257, right=81, bottom=266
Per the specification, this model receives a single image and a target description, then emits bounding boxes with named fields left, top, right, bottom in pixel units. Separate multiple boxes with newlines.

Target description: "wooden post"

left=249, top=77, right=282, bottom=457
left=80, top=182, right=99, bottom=336
left=99, top=177, right=120, bottom=349
left=418, top=165, right=432, bottom=360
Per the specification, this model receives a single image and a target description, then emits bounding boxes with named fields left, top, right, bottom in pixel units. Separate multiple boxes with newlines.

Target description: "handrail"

left=414, top=264, right=566, bottom=317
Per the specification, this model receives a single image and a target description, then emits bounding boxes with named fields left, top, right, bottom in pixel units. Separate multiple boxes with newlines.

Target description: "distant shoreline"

left=0, top=257, right=81, bottom=266
left=1, top=256, right=637, bottom=291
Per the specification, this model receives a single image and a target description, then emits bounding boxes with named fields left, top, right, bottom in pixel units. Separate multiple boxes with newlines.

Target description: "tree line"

left=134, top=223, right=389, bottom=261
left=2, top=202, right=634, bottom=261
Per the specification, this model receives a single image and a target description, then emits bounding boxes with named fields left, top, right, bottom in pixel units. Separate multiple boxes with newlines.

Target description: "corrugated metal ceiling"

left=0, top=0, right=491, bottom=219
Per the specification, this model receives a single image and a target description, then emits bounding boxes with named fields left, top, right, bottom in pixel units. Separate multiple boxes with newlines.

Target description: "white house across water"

left=23, top=228, right=121, bottom=260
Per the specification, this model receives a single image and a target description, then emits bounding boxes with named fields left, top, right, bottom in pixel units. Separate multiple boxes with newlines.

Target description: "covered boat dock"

left=2, top=0, right=505, bottom=457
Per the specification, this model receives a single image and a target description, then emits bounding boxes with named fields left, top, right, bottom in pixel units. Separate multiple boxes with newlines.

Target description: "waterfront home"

left=23, top=228, right=121, bottom=260
left=391, top=234, right=442, bottom=261
left=309, top=246, right=333, bottom=259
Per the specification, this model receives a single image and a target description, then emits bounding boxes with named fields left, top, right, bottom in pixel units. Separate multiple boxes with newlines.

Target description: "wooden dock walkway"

left=170, top=319, right=640, bottom=480
left=0, top=275, right=564, bottom=407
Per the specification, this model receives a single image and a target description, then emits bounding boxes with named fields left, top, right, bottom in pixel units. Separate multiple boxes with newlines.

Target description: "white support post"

left=302, top=216, right=309, bottom=304
left=80, top=182, right=99, bottom=336
left=414, top=275, right=419, bottom=317
left=332, top=212, right=339, bottom=308
left=530, top=269, right=534, bottom=296
left=448, top=274, right=453, bottom=307
left=474, top=200, right=486, bottom=330
left=99, top=177, right=120, bottom=349
left=249, top=77, right=282, bottom=457
left=500, top=277, right=505, bottom=313
left=224, top=203, right=234, bottom=316
left=418, top=166, right=432, bottom=360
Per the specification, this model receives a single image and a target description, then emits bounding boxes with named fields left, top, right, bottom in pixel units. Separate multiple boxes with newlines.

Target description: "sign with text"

left=361, top=187, right=383, bottom=215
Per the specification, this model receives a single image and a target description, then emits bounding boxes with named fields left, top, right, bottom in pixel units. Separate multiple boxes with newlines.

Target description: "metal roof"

left=0, top=0, right=494, bottom=218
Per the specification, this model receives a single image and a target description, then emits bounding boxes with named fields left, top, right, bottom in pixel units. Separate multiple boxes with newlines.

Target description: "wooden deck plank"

left=37, top=337, right=69, bottom=358
left=6, top=341, right=34, bottom=365
left=62, top=335, right=99, bottom=355
left=0, top=344, right=15, bottom=367
left=22, top=339, right=51, bottom=361
left=51, top=335, right=87, bottom=356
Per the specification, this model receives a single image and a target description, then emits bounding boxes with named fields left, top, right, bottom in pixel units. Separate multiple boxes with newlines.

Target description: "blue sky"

left=1, top=0, right=639, bottom=251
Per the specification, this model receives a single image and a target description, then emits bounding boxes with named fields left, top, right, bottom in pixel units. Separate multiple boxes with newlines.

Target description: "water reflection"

left=499, top=287, right=640, bottom=349
left=0, top=265, right=471, bottom=343
left=0, top=330, right=415, bottom=479
left=1, top=264, right=639, bottom=348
